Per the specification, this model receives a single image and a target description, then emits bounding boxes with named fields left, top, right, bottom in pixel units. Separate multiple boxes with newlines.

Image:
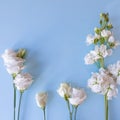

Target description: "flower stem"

left=43, top=107, right=46, bottom=120
left=99, top=58, right=104, bottom=68
left=17, top=92, right=23, bottom=120
left=13, top=85, right=16, bottom=120
left=104, top=95, right=108, bottom=120
left=74, top=106, right=78, bottom=120
left=66, top=100, right=72, bottom=120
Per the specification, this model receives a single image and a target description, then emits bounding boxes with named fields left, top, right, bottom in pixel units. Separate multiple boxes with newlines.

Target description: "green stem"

left=104, top=95, right=108, bottom=120
left=72, top=105, right=74, bottom=115
left=99, top=58, right=104, bottom=68
left=74, top=106, right=78, bottom=120
left=43, top=107, right=46, bottom=120
left=17, top=92, right=23, bottom=120
left=13, top=85, right=16, bottom=120
left=66, top=100, right=72, bottom=120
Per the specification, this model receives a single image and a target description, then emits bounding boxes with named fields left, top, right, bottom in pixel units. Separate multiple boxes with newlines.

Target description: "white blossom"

left=84, top=51, right=98, bottom=64
left=108, top=61, right=120, bottom=77
left=86, top=34, right=100, bottom=45
left=14, top=73, right=33, bottom=91
left=68, top=88, right=87, bottom=106
left=1, top=49, right=25, bottom=74
left=88, top=68, right=118, bottom=100
left=117, top=76, right=120, bottom=85
left=86, top=34, right=95, bottom=45
left=95, top=45, right=112, bottom=57
left=107, top=85, right=118, bottom=100
left=57, top=83, right=72, bottom=99
left=101, top=30, right=112, bottom=37
left=108, top=36, right=120, bottom=48
left=84, top=45, right=112, bottom=65
left=108, top=36, right=115, bottom=43
left=35, top=92, right=47, bottom=109
left=108, top=61, right=120, bottom=85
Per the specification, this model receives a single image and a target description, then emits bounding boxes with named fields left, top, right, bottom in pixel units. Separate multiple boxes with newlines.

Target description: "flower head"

left=68, top=88, right=87, bottom=106
left=1, top=49, right=25, bottom=75
left=88, top=68, right=118, bottom=100
left=14, top=73, right=33, bottom=92
left=35, top=92, right=47, bottom=109
left=57, top=83, right=72, bottom=100
left=101, top=30, right=112, bottom=38
left=84, top=45, right=112, bottom=65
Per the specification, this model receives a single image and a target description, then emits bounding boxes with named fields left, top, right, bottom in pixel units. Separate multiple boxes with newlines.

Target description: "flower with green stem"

left=35, top=92, right=48, bottom=120
left=57, top=83, right=73, bottom=120
left=14, top=73, right=33, bottom=120
left=85, top=13, right=120, bottom=120
left=68, top=88, right=87, bottom=120
left=1, top=49, right=26, bottom=120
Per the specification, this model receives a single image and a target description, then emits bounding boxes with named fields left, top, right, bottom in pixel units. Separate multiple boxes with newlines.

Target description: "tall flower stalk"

left=84, top=13, right=120, bottom=120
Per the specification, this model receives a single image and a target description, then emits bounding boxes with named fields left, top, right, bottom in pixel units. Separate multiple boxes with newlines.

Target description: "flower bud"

left=35, top=92, right=47, bottom=109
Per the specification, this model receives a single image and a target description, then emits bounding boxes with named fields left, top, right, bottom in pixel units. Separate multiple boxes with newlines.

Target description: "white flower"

left=1, top=49, right=25, bottom=74
left=88, top=72, right=102, bottom=93
left=2, top=49, right=17, bottom=59
left=86, top=34, right=95, bottom=45
left=108, top=61, right=120, bottom=77
left=84, top=51, right=99, bottom=64
left=14, top=73, right=33, bottom=91
left=107, top=85, right=118, bottom=100
left=35, top=92, right=47, bottom=109
left=108, top=36, right=120, bottom=48
left=84, top=45, right=112, bottom=65
left=88, top=68, right=118, bottom=99
left=68, top=88, right=86, bottom=106
left=95, top=45, right=112, bottom=57
left=116, top=76, right=120, bottom=85
left=101, top=30, right=112, bottom=37
left=108, top=36, right=115, bottom=43
left=86, top=34, right=100, bottom=45
left=57, top=83, right=72, bottom=99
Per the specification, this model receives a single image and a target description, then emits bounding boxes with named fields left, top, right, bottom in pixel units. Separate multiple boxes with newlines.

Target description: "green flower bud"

left=17, top=49, right=26, bottom=58
left=107, top=24, right=113, bottom=30
left=94, top=27, right=101, bottom=34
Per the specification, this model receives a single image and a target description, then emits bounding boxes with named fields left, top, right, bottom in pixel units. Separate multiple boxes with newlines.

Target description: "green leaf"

left=107, top=24, right=113, bottom=30
left=109, top=42, right=115, bottom=48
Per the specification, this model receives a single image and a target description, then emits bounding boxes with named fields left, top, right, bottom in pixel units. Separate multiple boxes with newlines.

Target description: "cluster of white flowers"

left=85, top=28, right=119, bottom=65
left=35, top=92, right=48, bottom=109
left=88, top=68, right=118, bottom=100
left=57, top=83, right=87, bottom=106
left=84, top=44, right=112, bottom=64
left=85, top=13, right=120, bottom=100
left=2, top=49, right=33, bottom=92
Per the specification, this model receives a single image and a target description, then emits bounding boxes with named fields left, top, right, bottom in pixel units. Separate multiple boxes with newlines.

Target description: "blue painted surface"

left=0, top=0, right=120, bottom=120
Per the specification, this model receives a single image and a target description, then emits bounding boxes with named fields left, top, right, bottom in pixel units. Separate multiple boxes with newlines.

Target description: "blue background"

left=0, top=0, right=120, bottom=120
